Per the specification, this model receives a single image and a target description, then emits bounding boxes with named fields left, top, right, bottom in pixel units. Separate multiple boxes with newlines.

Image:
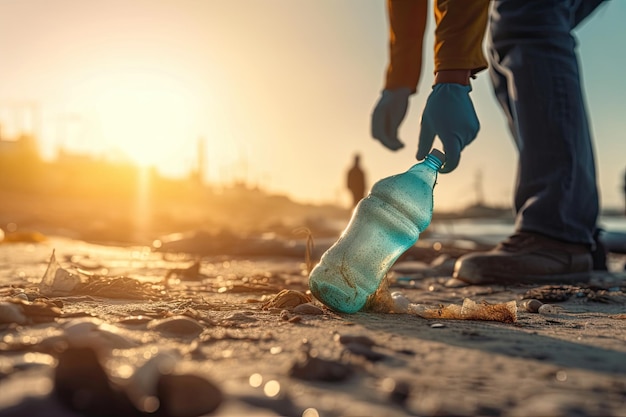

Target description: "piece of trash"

left=408, top=298, right=517, bottom=323
left=40, top=250, right=164, bottom=300
left=430, top=323, right=446, bottom=328
left=391, top=292, right=410, bottom=313
left=40, top=250, right=82, bottom=296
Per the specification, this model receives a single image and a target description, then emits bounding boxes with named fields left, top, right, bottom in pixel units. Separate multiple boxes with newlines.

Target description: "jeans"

left=487, top=0, right=607, bottom=246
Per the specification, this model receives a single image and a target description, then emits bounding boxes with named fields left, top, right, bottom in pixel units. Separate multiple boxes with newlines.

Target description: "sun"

left=93, top=73, right=197, bottom=169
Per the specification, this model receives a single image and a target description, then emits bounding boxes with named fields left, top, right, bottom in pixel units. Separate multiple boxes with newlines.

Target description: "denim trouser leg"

left=487, top=0, right=606, bottom=246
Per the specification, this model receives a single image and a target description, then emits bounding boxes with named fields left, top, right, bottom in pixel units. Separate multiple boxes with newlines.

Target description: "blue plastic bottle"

left=309, top=149, right=445, bottom=313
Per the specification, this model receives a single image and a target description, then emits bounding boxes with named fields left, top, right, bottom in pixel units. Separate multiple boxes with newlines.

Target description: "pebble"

left=293, top=303, right=324, bottom=315
left=147, top=315, right=204, bottom=337
left=64, top=318, right=137, bottom=350
left=336, top=334, right=377, bottom=347
left=538, top=304, right=564, bottom=315
left=157, top=373, right=223, bottom=416
left=0, top=301, right=27, bottom=325
left=520, top=298, right=543, bottom=313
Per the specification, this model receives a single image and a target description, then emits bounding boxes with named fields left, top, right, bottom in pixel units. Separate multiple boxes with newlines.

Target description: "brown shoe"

left=454, top=232, right=592, bottom=285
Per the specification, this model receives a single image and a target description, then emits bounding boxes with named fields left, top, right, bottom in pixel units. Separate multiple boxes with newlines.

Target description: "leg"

left=454, top=0, right=607, bottom=284
left=488, top=0, right=602, bottom=245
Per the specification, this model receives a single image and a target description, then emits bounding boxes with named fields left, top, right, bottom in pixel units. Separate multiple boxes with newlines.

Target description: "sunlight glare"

left=94, top=74, right=196, bottom=168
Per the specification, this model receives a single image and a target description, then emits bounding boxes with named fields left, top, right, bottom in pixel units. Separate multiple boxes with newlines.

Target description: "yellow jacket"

left=385, top=0, right=490, bottom=93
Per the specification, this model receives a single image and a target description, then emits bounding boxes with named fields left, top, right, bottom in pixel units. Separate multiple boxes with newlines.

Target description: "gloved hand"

left=371, top=87, right=412, bottom=151
left=416, top=83, right=479, bottom=173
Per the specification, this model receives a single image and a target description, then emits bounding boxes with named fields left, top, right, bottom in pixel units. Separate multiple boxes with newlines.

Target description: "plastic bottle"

left=308, top=149, right=445, bottom=313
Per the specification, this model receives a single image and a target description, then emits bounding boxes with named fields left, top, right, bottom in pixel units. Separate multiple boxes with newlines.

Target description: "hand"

left=371, top=87, right=412, bottom=151
left=416, top=83, right=479, bottom=173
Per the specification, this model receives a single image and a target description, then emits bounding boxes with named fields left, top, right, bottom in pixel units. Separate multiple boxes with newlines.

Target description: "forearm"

left=434, top=0, right=490, bottom=76
left=384, top=0, right=428, bottom=93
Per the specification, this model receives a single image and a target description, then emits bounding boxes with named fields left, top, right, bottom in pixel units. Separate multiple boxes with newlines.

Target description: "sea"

left=428, top=215, right=626, bottom=246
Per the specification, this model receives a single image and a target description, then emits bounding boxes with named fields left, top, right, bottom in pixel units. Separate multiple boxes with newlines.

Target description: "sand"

left=0, top=236, right=625, bottom=417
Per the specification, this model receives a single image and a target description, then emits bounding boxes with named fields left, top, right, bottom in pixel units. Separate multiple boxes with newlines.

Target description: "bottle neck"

left=422, top=153, right=444, bottom=171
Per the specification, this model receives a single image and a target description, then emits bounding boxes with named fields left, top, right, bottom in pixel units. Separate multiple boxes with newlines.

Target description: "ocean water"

left=429, top=216, right=626, bottom=246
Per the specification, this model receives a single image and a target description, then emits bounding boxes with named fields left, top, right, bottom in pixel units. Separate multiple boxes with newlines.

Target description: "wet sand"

left=0, top=236, right=625, bottom=417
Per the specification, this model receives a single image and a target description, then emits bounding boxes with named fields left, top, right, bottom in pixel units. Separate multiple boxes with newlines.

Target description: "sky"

left=0, top=0, right=625, bottom=211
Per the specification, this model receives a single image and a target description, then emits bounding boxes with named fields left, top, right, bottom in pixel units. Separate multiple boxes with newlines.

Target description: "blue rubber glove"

left=371, top=87, right=412, bottom=151
left=416, top=83, right=479, bottom=173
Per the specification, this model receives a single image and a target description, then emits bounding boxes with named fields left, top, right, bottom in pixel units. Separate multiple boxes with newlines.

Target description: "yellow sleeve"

left=384, top=0, right=428, bottom=93
left=434, top=0, right=490, bottom=74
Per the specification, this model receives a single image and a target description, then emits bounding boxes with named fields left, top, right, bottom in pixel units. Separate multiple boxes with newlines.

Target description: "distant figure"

left=347, top=154, right=366, bottom=208
left=623, top=169, right=626, bottom=216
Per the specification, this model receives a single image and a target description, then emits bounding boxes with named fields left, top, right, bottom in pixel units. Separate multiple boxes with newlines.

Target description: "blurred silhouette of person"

left=623, top=169, right=626, bottom=216
left=347, top=154, right=366, bottom=208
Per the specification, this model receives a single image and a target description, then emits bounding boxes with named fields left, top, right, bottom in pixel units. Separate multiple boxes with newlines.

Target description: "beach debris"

left=391, top=291, right=411, bottom=313
left=293, top=226, right=315, bottom=275
left=363, top=275, right=395, bottom=313
left=520, top=298, right=543, bottom=313
left=147, top=315, right=204, bottom=337
left=430, top=323, right=446, bottom=328
left=262, top=289, right=311, bottom=310
left=40, top=250, right=165, bottom=300
left=408, top=298, right=518, bottom=323
left=39, top=250, right=82, bottom=296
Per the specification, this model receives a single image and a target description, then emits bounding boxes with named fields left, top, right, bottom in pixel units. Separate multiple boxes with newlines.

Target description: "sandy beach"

left=0, top=234, right=625, bottom=417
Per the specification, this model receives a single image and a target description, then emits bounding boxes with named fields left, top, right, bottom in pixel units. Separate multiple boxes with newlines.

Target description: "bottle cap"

left=429, top=149, right=446, bottom=165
